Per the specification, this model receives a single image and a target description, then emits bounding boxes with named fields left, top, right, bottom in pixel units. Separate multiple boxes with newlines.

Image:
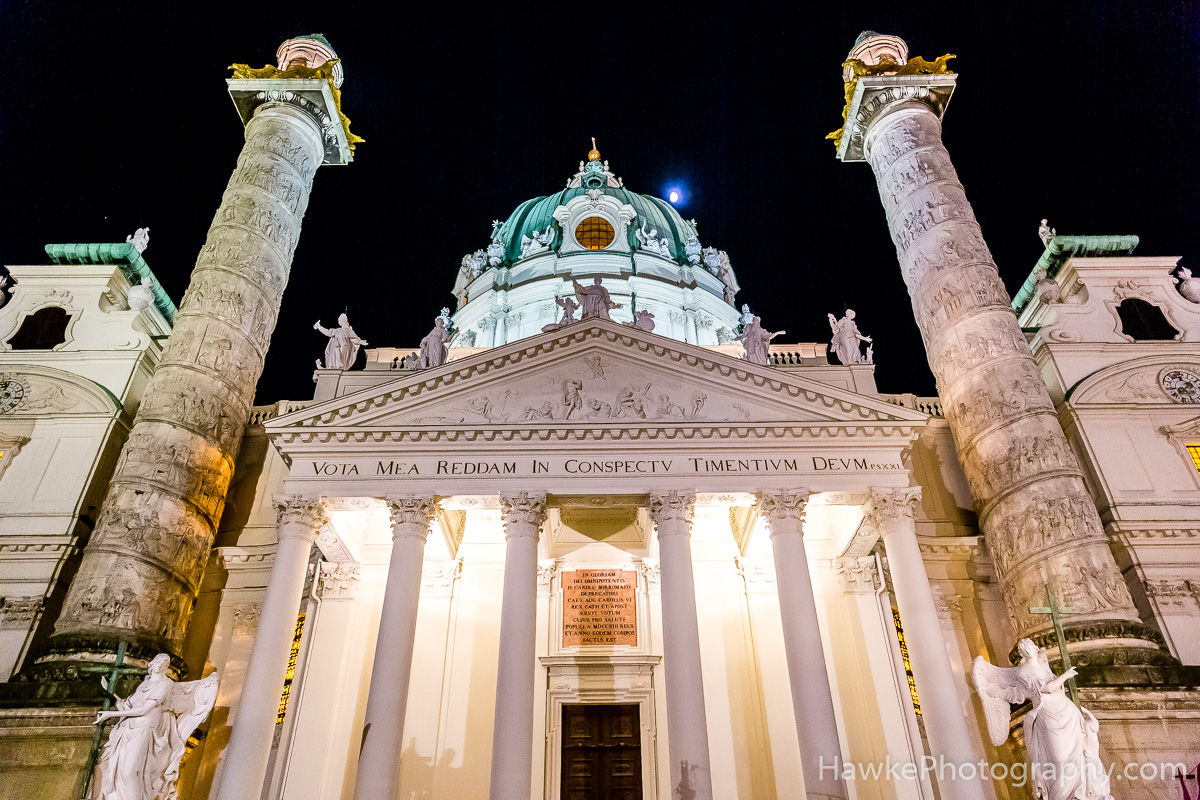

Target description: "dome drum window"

left=575, top=217, right=615, bottom=251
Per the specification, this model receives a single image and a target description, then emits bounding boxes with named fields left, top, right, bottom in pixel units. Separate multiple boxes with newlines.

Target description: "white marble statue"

left=628, top=309, right=656, bottom=332
left=487, top=237, right=505, bottom=267
left=126, top=227, right=150, bottom=254
left=93, top=654, right=218, bottom=800
left=636, top=222, right=672, bottom=258
left=438, top=307, right=452, bottom=328
left=739, top=304, right=755, bottom=328
left=1176, top=266, right=1200, bottom=303
left=314, top=313, right=368, bottom=370
left=828, top=309, right=872, bottom=365
left=1039, top=218, right=1056, bottom=247
left=572, top=277, right=622, bottom=320
left=973, top=639, right=1113, bottom=800
left=452, top=254, right=476, bottom=304
left=736, top=316, right=784, bottom=365
left=520, top=226, right=554, bottom=258
left=419, top=317, right=451, bottom=368
left=684, top=235, right=702, bottom=266
left=127, top=277, right=155, bottom=311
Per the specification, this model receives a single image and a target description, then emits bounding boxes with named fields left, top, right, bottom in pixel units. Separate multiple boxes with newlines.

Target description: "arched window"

left=1115, top=299, right=1179, bottom=341
left=7, top=307, right=71, bottom=350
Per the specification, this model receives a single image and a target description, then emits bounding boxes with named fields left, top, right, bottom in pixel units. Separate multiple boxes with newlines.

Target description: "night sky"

left=2, top=2, right=1196, bottom=403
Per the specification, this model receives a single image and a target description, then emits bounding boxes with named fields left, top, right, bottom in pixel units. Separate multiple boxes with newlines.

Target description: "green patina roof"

left=495, top=185, right=697, bottom=264
left=44, top=242, right=176, bottom=324
left=1012, top=234, right=1139, bottom=315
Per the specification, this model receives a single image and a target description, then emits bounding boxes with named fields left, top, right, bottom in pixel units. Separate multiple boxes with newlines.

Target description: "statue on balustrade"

left=736, top=315, right=784, bottom=365
left=419, top=316, right=451, bottom=368
left=827, top=309, right=872, bottom=365
left=573, top=277, right=622, bottom=321
left=314, top=312, right=368, bottom=370
left=93, top=653, right=218, bottom=800
left=542, top=295, right=580, bottom=332
left=974, top=639, right=1113, bottom=800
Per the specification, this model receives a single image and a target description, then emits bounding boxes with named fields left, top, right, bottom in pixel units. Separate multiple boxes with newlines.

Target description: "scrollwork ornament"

left=649, top=490, right=695, bottom=530
left=499, top=491, right=548, bottom=537
left=385, top=495, right=437, bottom=539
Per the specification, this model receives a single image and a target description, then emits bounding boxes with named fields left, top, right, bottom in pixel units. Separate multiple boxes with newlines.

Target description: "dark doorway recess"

left=561, top=703, right=642, bottom=800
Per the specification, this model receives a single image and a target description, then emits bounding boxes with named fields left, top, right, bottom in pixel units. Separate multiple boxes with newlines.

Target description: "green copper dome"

left=494, top=181, right=696, bottom=264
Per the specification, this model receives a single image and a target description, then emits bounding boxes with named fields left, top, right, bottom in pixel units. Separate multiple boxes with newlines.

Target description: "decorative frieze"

left=317, top=562, right=360, bottom=599
left=0, top=596, right=43, bottom=629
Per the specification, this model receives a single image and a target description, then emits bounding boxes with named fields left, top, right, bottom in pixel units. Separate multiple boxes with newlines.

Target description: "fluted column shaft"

left=853, top=92, right=1148, bottom=652
left=53, top=99, right=327, bottom=660
left=760, top=490, right=847, bottom=800
left=215, top=496, right=326, bottom=800
left=489, top=492, right=547, bottom=800
left=868, top=488, right=986, bottom=800
left=353, top=496, right=437, bottom=800
left=650, top=491, right=713, bottom=800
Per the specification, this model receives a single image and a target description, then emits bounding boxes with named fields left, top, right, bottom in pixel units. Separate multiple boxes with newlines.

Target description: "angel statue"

left=94, top=653, right=218, bottom=800
left=973, top=639, right=1113, bottom=800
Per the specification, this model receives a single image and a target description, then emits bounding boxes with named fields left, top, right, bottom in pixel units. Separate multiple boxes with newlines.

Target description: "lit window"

left=574, top=216, right=615, bottom=250
left=276, top=611, right=306, bottom=724
left=1188, top=444, right=1200, bottom=474
left=892, top=607, right=921, bottom=716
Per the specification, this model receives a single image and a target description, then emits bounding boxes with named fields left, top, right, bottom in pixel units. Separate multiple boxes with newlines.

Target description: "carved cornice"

left=385, top=495, right=437, bottom=540
left=273, top=494, right=328, bottom=533
left=499, top=491, right=547, bottom=538
left=864, top=486, right=922, bottom=530
left=759, top=489, right=810, bottom=535
left=649, top=491, right=696, bottom=531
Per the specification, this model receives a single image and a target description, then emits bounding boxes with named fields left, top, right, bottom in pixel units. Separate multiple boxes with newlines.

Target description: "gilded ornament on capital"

left=228, top=59, right=364, bottom=153
left=826, top=53, right=957, bottom=149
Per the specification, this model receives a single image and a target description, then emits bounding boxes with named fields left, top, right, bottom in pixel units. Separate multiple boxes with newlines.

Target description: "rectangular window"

left=892, top=607, right=922, bottom=716
left=276, top=611, right=306, bottom=724
left=1188, top=444, right=1200, bottom=474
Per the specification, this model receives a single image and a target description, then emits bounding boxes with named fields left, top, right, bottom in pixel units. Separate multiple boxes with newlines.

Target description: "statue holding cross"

left=1029, top=583, right=1081, bottom=707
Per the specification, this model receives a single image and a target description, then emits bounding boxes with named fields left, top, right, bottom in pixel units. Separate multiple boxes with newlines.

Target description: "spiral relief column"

left=46, top=35, right=357, bottom=668
left=831, top=33, right=1164, bottom=666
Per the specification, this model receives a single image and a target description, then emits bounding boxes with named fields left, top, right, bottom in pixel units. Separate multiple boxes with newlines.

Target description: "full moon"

left=669, top=190, right=680, bottom=203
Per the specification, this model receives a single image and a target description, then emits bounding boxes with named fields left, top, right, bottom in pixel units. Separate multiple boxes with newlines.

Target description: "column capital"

left=499, top=491, right=547, bottom=539
left=649, top=490, right=695, bottom=532
left=385, top=495, right=437, bottom=541
left=759, top=489, right=811, bottom=536
left=865, top=487, right=922, bottom=531
left=273, top=494, right=327, bottom=539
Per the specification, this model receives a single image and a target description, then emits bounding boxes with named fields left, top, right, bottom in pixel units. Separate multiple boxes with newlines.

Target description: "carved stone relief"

left=0, top=596, right=44, bottom=629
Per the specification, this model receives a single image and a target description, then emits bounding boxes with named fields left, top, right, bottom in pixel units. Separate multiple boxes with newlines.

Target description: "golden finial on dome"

left=587, top=136, right=601, bottom=162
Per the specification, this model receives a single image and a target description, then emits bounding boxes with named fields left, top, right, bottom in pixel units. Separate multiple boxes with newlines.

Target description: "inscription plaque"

left=562, top=569, right=637, bottom=647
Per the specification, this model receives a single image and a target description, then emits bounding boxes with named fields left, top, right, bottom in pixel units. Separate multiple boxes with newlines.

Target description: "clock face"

left=1161, top=369, right=1200, bottom=404
left=0, top=380, right=25, bottom=414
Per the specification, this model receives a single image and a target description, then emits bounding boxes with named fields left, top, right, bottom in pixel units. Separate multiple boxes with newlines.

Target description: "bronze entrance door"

left=561, top=703, right=642, bottom=800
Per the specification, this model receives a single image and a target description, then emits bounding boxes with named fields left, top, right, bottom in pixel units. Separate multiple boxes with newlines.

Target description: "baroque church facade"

left=1, top=31, right=1200, bottom=800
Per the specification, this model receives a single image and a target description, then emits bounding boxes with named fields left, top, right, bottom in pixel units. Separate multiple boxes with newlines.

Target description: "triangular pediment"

left=266, top=319, right=926, bottom=442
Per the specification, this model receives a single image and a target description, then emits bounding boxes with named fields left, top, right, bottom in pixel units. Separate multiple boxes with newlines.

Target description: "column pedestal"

left=352, top=496, right=437, bottom=800
left=650, top=491, right=713, bottom=800
left=760, top=490, right=847, bottom=800
left=488, top=492, right=547, bottom=800
left=214, top=495, right=326, bottom=800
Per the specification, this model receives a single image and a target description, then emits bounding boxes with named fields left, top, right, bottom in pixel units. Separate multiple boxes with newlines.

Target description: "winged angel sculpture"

left=972, top=639, right=1112, bottom=800
left=94, top=653, right=218, bottom=800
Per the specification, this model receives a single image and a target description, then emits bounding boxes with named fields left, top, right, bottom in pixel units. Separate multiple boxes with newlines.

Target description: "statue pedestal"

left=0, top=707, right=97, bottom=800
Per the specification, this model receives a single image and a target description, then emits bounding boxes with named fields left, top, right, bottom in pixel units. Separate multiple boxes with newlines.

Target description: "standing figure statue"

left=572, top=277, right=622, bottom=321
left=736, top=316, right=785, bottom=365
left=419, top=316, right=451, bottom=368
left=1039, top=218, right=1056, bottom=247
left=93, top=654, right=218, bottom=800
left=487, top=236, right=506, bottom=268
left=683, top=235, right=702, bottom=266
left=973, top=639, right=1114, bottom=800
left=827, top=309, right=872, bottom=365
left=314, top=313, right=368, bottom=370
left=542, top=295, right=580, bottom=333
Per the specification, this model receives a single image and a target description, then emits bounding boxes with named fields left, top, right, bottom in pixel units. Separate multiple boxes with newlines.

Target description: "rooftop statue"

left=628, top=309, right=656, bottom=332
left=739, top=304, right=755, bottom=328
left=127, top=277, right=155, bottom=312
left=126, top=227, right=150, bottom=254
left=419, top=316, right=451, bottom=368
left=542, top=295, right=580, bottom=332
left=636, top=221, right=672, bottom=258
left=736, top=315, right=784, bottom=365
left=684, top=235, right=702, bottom=266
left=573, top=277, right=622, bottom=321
left=703, top=247, right=739, bottom=302
left=973, top=639, right=1114, bottom=800
left=1039, top=218, right=1056, bottom=247
left=828, top=309, right=872, bottom=365
left=487, top=236, right=505, bottom=267
left=314, top=312, right=368, bottom=370
left=520, top=225, right=555, bottom=258
left=93, top=653, right=218, bottom=800
left=1176, top=266, right=1200, bottom=304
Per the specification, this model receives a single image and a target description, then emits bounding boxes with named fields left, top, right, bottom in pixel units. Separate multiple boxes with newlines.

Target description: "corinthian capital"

left=385, top=495, right=437, bottom=540
left=759, top=489, right=810, bottom=534
left=865, top=487, right=923, bottom=529
left=273, top=494, right=328, bottom=532
left=499, top=491, right=548, bottom=538
left=649, top=491, right=696, bottom=530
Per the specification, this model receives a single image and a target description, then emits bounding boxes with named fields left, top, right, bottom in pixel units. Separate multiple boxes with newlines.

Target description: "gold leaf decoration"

left=826, top=53, right=956, bottom=149
left=228, top=59, right=364, bottom=154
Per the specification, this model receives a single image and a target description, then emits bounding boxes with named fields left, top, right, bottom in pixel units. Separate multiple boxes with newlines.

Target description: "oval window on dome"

left=574, top=216, right=615, bottom=250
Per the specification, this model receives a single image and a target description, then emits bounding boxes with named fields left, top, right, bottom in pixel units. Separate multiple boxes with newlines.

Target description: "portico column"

left=867, top=488, right=987, bottom=799
left=215, top=495, right=327, bottom=800
left=353, top=495, right=437, bottom=800
left=759, top=490, right=847, bottom=800
left=489, top=491, right=547, bottom=800
left=649, top=491, right=713, bottom=800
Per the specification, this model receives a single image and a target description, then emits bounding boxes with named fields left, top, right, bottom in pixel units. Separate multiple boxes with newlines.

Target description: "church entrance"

left=561, top=704, right=642, bottom=800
